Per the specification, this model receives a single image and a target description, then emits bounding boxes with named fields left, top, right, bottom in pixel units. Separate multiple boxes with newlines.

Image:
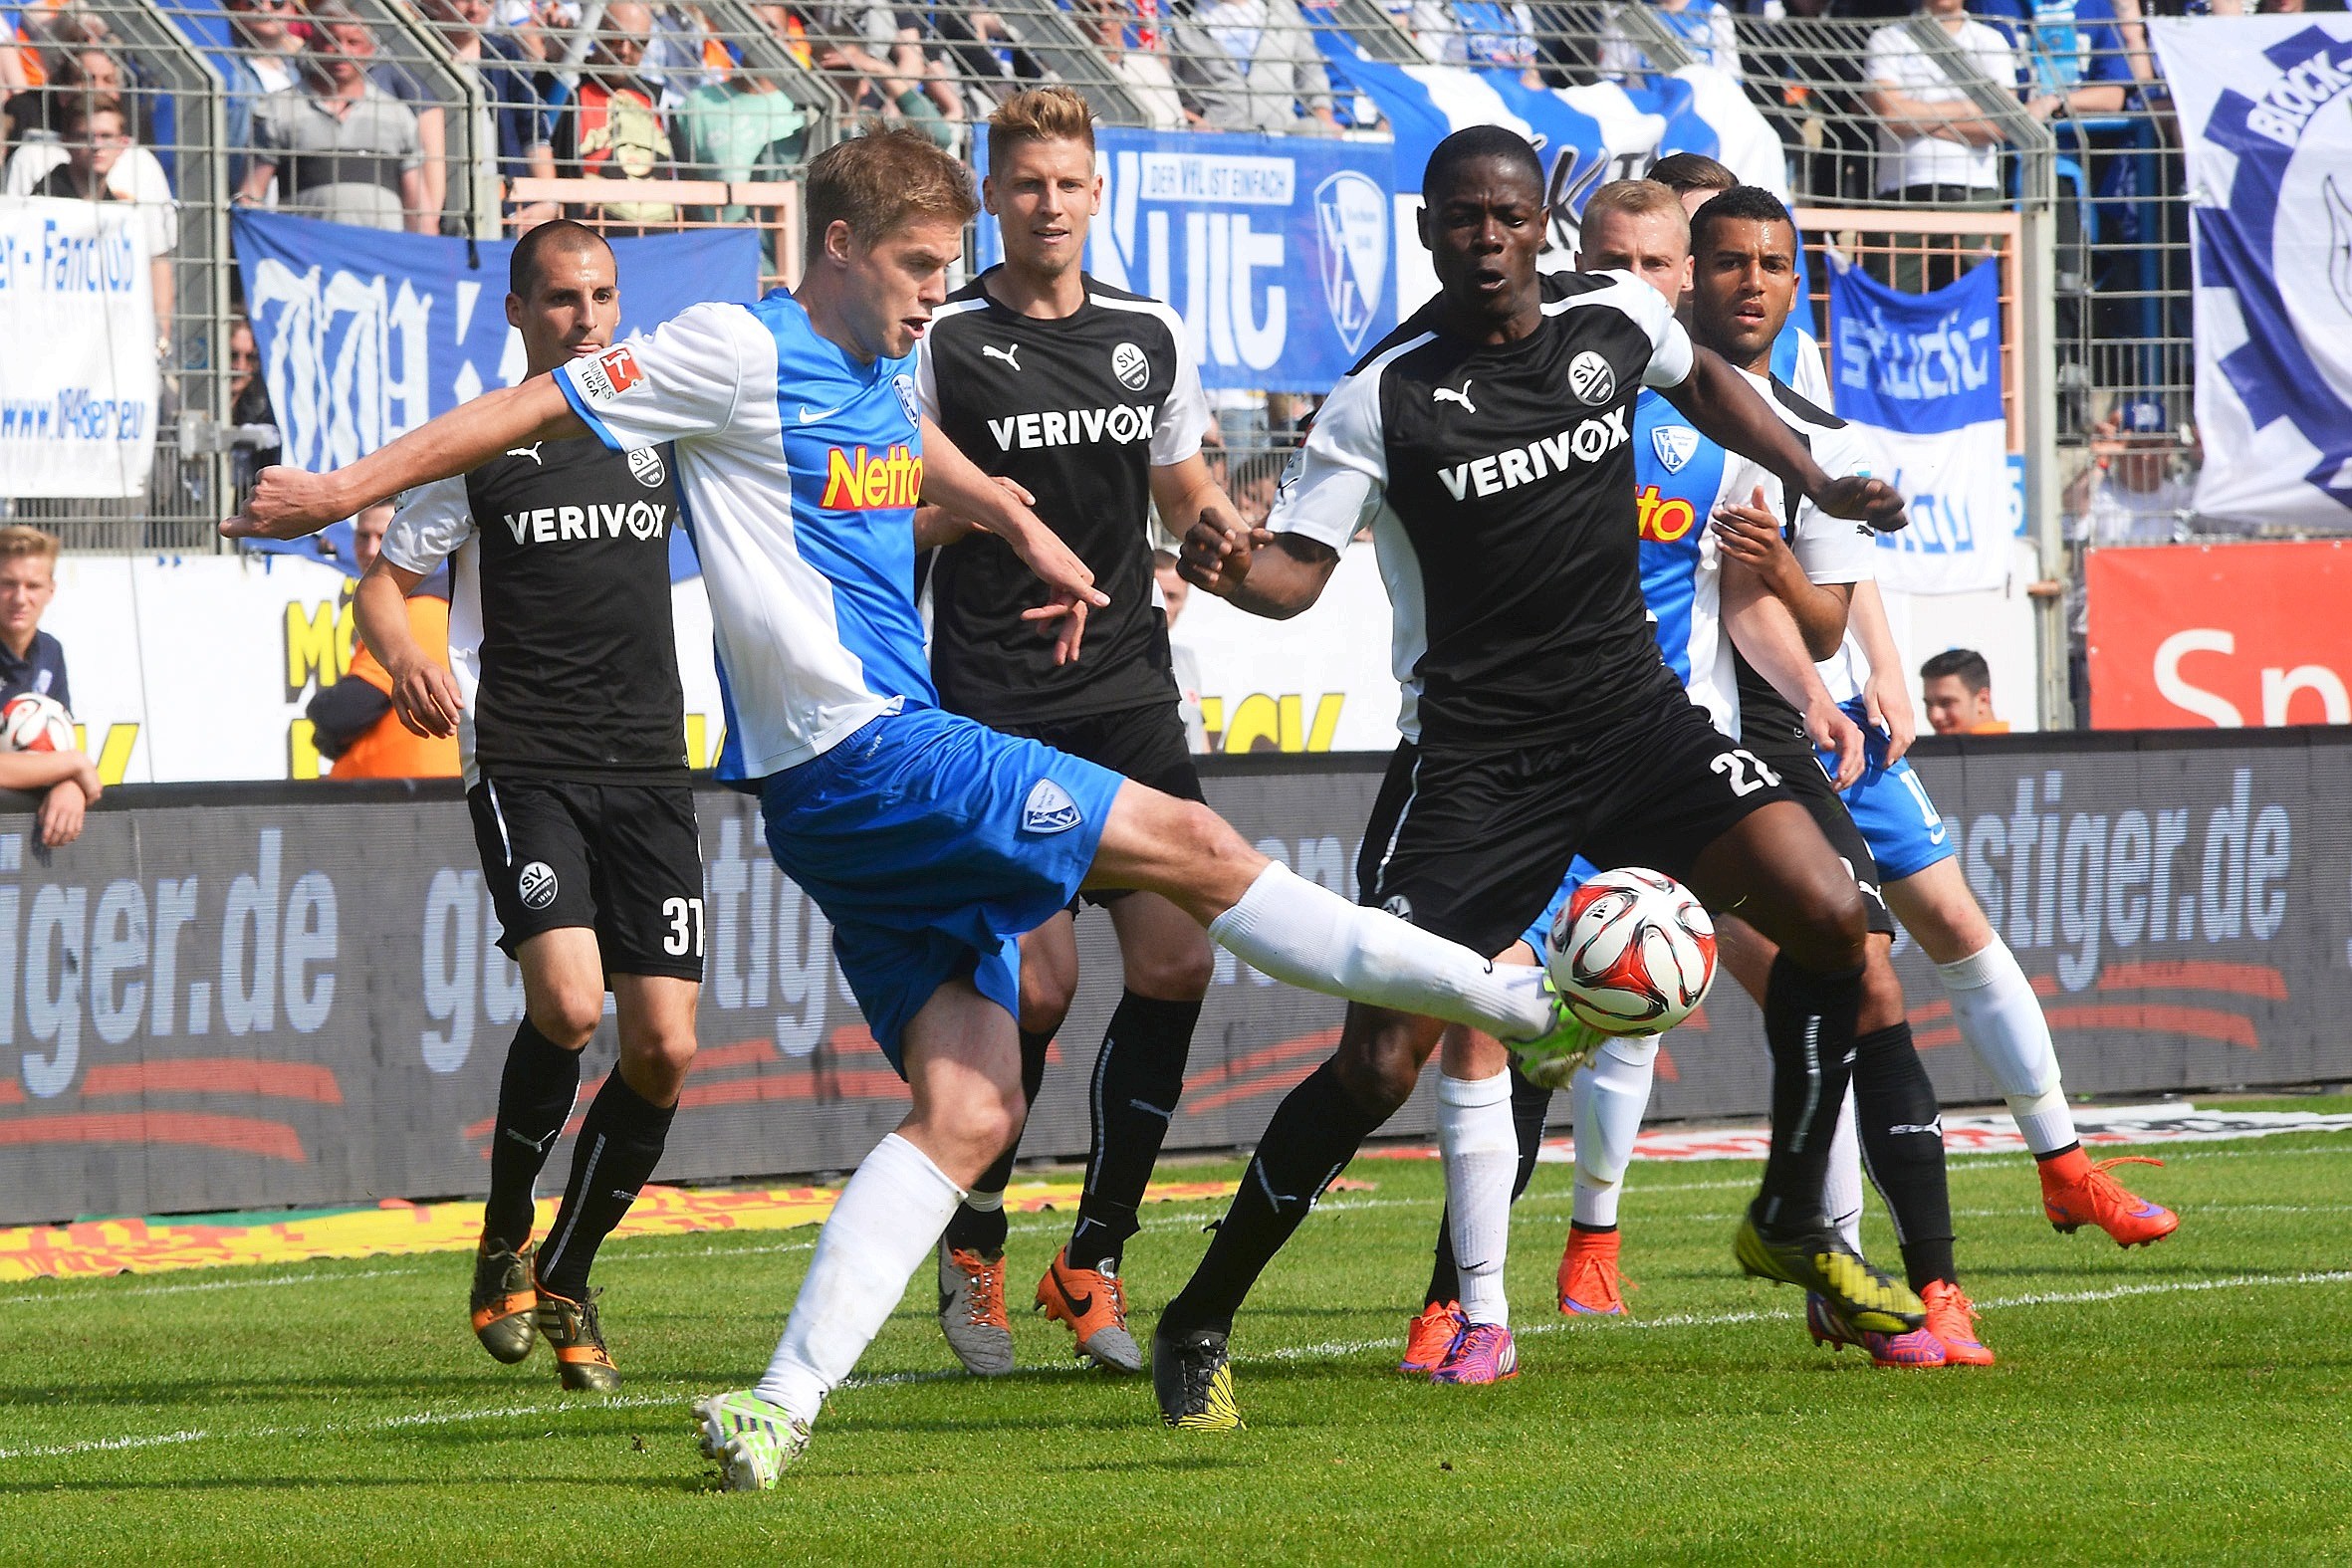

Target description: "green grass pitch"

left=5, top=1119, right=2350, bottom=1565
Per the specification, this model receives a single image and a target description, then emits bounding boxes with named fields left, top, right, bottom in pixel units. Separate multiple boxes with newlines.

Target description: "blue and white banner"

left=974, top=128, right=1398, bottom=391
left=0, top=196, right=159, bottom=499
left=1313, top=48, right=1787, bottom=307
left=1828, top=257, right=2012, bottom=594
left=233, top=213, right=760, bottom=476
left=2151, top=17, right=2352, bottom=532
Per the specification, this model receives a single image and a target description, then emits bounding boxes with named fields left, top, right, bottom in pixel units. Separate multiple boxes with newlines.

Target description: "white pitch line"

left=15, top=1268, right=2350, bottom=1466
left=0, top=1429, right=209, bottom=1460
left=0, top=1264, right=430, bottom=1309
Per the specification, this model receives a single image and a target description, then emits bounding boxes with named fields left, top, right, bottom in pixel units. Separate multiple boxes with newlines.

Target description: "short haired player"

left=354, top=221, right=704, bottom=1391
left=1163, top=129, right=1918, bottom=1423
left=914, top=87, right=1244, bottom=1377
left=226, top=128, right=1601, bottom=1489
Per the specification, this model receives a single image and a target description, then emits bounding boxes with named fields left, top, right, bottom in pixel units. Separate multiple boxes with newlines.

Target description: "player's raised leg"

left=1886, top=858, right=2178, bottom=1246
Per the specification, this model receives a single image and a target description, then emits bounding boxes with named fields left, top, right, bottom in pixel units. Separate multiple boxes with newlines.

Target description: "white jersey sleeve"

left=1151, top=319, right=1213, bottom=467
left=1587, top=270, right=1698, bottom=389
left=381, top=476, right=475, bottom=574
left=1267, top=352, right=1389, bottom=553
left=555, top=301, right=761, bottom=450
left=1787, top=325, right=1833, bottom=410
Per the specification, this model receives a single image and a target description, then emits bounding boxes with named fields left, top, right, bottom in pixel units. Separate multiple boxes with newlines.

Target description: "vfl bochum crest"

left=1314, top=170, right=1390, bottom=357
left=893, top=373, right=920, bottom=427
left=1652, top=423, right=1700, bottom=475
left=1022, top=779, right=1083, bottom=835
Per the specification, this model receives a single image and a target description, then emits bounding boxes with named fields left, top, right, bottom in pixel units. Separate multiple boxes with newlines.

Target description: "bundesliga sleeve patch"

left=575, top=344, right=644, bottom=405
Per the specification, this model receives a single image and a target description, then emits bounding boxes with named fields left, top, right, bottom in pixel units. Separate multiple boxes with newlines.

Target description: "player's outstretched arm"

left=221, top=376, right=588, bottom=542
left=1713, top=488, right=1853, bottom=660
left=354, top=560, right=463, bottom=739
left=918, top=417, right=1107, bottom=663
left=1722, top=564, right=1867, bottom=790
left=1664, top=349, right=1907, bottom=533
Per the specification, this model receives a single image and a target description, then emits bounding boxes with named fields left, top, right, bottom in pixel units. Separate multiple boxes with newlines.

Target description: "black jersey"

left=915, top=269, right=1212, bottom=725
left=382, top=435, right=688, bottom=784
left=1270, top=271, right=1698, bottom=751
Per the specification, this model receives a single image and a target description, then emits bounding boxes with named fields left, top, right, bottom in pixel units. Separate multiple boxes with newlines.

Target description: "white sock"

left=961, top=1187, right=1005, bottom=1213
left=1939, top=938, right=2077, bottom=1155
left=1569, top=1034, right=1659, bottom=1230
left=1439, top=1070, right=1517, bottom=1328
left=1209, top=863, right=1552, bottom=1039
left=754, top=1133, right=964, bottom=1425
left=1823, top=1086, right=1864, bottom=1254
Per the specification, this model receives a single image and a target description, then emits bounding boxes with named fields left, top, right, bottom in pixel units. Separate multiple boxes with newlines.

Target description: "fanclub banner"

left=0, top=196, right=160, bottom=499
left=4, top=729, right=2349, bottom=1225
left=232, top=213, right=761, bottom=475
left=975, top=127, right=1399, bottom=392
left=2151, top=17, right=2352, bottom=533
left=1827, top=257, right=2013, bottom=594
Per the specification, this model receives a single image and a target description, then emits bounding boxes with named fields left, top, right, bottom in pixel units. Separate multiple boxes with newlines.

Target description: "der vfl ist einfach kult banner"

left=2152, top=16, right=2352, bottom=533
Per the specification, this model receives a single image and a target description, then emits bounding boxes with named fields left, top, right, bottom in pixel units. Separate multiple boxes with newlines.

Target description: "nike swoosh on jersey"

left=798, top=403, right=847, bottom=423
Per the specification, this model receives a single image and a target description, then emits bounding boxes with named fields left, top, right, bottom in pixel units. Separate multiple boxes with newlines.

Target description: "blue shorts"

left=1813, top=697, right=1959, bottom=882
left=1519, top=856, right=1601, bottom=958
left=757, top=707, right=1122, bottom=1072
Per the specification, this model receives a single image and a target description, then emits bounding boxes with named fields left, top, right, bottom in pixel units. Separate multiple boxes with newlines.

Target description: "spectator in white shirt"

left=1864, top=0, right=2017, bottom=288
left=1596, top=0, right=1742, bottom=83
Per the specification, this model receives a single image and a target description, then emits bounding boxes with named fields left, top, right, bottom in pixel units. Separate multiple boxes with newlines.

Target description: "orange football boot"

left=1400, top=1300, right=1464, bottom=1373
left=534, top=1282, right=619, bottom=1392
left=1921, top=1279, right=1996, bottom=1366
left=1556, top=1227, right=1632, bottom=1316
left=1036, top=1247, right=1142, bottom=1373
left=469, top=1237, right=538, bottom=1364
left=2041, top=1150, right=2179, bottom=1247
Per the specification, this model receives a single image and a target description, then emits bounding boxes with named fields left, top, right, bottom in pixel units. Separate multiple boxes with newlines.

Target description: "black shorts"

left=1355, top=696, right=1794, bottom=959
left=468, top=777, right=706, bottom=981
left=1743, top=725, right=1895, bottom=937
left=992, top=700, right=1204, bottom=910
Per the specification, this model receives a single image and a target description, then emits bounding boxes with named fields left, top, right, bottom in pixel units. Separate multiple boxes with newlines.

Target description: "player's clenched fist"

left=1814, top=474, right=1908, bottom=534
left=1179, top=511, right=1272, bottom=597
left=222, top=465, right=351, bottom=541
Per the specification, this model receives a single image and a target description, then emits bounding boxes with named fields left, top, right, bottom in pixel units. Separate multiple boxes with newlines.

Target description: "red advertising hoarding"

left=2086, top=541, right=2352, bottom=729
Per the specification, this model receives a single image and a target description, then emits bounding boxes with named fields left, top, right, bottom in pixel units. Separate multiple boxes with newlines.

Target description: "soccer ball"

left=2, top=693, right=74, bottom=755
left=1544, top=867, right=1717, bottom=1036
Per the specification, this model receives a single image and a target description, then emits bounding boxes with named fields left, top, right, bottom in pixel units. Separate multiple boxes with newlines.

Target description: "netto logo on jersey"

left=821, top=443, right=924, bottom=509
left=575, top=344, right=642, bottom=405
left=986, top=405, right=1157, bottom=452
left=1635, top=485, right=1699, bottom=544
left=1436, top=408, right=1631, bottom=502
left=502, top=502, right=667, bottom=545
left=1111, top=342, right=1150, bottom=391
left=1567, top=350, right=1616, bottom=406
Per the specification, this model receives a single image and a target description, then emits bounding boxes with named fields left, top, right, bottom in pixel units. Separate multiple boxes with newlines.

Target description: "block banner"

left=2085, top=540, right=2352, bottom=729
left=2, top=729, right=2347, bottom=1225
left=974, top=127, right=1400, bottom=392
left=0, top=196, right=159, bottom=499
left=2151, top=17, right=2352, bottom=532
left=1827, top=257, right=2013, bottom=594
left=232, top=212, right=761, bottom=475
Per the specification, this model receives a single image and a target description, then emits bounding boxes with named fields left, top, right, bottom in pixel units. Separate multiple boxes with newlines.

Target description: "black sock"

left=1161, top=1058, right=1388, bottom=1339
left=942, top=1027, right=1054, bottom=1256
left=1068, top=992, right=1202, bottom=1273
left=482, top=1018, right=583, bottom=1251
left=1850, top=1020, right=1957, bottom=1290
left=534, top=1070, right=676, bottom=1300
left=2033, top=1140, right=2084, bottom=1164
left=1756, top=955, right=1864, bottom=1232
left=1425, top=1063, right=1554, bottom=1308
